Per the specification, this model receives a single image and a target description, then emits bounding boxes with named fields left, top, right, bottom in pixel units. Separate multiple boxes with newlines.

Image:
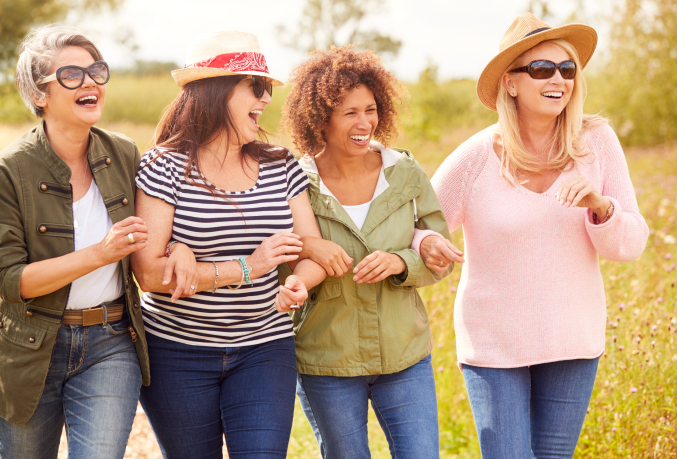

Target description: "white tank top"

left=66, top=180, right=123, bottom=310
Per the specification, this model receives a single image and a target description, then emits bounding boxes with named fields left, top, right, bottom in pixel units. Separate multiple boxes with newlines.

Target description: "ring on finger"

left=190, top=285, right=195, bottom=290
left=127, top=233, right=135, bottom=244
left=439, top=260, right=444, bottom=267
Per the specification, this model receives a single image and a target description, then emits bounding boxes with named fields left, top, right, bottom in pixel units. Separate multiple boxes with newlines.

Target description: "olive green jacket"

left=0, top=121, right=150, bottom=425
left=281, top=145, right=452, bottom=377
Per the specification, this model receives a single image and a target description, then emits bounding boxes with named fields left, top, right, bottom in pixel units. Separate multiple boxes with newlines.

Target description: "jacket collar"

left=300, top=142, right=421, bottom=238
left=36, top=120, right=104, bottom=187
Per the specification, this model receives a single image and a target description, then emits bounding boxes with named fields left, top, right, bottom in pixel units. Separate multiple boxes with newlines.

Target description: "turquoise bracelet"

left=238, top=257, right=251, bottom=284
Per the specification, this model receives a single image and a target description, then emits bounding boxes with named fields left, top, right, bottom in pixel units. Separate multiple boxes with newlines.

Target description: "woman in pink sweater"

left=419, top=13, right=649, bottom=458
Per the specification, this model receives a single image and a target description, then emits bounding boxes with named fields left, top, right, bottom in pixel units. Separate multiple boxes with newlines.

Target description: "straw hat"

left=477, top=13, right=597, bottom=111
left=171, top=30, right=284, bottom=87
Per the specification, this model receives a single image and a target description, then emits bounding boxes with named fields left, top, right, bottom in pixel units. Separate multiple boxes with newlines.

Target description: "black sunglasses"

left=250, top=75, right=273, bottom=98
left=38, top=61, right=110, bottom=89
left=509, top=60, right=577, bottom=80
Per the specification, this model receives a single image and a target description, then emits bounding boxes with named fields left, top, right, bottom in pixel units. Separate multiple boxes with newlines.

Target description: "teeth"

left=78, top=95, right=97, bottom=103
left=542, top=92, right=563, bottom=98
left=250, top=110, right=262, bottom=115
left=350, top=135, right=369, bottom=142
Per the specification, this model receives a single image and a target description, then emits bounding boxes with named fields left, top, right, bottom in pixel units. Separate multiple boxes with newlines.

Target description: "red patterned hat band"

left=184, top=52, right=270, bottom=75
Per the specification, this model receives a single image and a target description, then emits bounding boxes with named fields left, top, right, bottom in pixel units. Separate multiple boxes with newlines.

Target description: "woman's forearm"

left=292, top=259, right=327, bottom=291
left=134, top=257, right=245, bottom=294
left=19, top=245, right=106, bottom=299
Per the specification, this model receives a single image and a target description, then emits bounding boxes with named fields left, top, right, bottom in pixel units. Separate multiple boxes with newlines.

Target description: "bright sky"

left=72, top=0, right=612, bottom=82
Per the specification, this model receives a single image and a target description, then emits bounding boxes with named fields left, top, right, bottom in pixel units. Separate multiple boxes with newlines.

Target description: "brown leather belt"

left=62, top=297, right=126, bottom=326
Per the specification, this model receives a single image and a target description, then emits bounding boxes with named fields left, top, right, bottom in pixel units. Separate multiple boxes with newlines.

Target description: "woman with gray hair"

left=0, top=25, right=190, bottom=459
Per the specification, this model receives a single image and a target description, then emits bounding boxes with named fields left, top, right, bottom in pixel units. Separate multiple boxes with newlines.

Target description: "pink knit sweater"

left=427, top=124, right=648, bottom=368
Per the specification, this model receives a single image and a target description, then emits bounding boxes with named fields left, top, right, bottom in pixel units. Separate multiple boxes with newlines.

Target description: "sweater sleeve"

left=430, top=133, right=488, bottom=233
left=389, top=161, right=453, bottom=289
left=584, top=125, right=649, bottom=262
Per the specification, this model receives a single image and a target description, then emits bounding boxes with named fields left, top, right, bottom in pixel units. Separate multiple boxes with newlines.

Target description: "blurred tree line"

left=0, top=0, right=675, bottom=147
left=586, top=0, right=677, bottom=145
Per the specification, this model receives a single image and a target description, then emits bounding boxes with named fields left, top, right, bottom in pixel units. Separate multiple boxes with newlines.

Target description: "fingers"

left=353, top=252, right=377, bottom=272
left=162, top=258, right=175, bottom=285
left=446, top=241, right=464, bottom=257
left=353, top=253, right=384, bottom=283
left=362, top=264, right=387, bottom=283
left=341, top=251, right=353, bottom=268
left=571, top=185, right=594, bottom=208
left=116, top=216, right=146, bottom=229
left=438, top=244, right=464, bottom=263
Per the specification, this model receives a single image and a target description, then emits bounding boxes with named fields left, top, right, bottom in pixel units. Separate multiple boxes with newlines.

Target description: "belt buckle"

left=81, top=308, right=104, bottom=327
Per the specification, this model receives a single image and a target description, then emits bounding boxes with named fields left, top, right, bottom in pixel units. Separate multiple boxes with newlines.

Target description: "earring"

left=511, top=92, right=516, bottom=97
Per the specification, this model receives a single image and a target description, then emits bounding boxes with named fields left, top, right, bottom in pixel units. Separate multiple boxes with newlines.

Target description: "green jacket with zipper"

left=281, top=144, right=452, bottom=377
left=0, top=121, right=150, bottom=425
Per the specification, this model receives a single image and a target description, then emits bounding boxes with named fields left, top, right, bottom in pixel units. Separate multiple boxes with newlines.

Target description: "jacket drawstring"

left=413, top=198, right=419, bottom=222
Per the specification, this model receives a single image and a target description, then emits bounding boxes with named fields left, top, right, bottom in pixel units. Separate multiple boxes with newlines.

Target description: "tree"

left=0, top=0, right=122, bottom=78
left=586, top=0, right=677, bottom=145
left=276, top=0, right=402, bottom=57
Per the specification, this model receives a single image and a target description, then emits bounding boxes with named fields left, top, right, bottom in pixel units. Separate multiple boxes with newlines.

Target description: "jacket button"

left=134, top=302, right=139, bottom=308
left=40, top=184, right=47, bottom=192
left=39, top=225, right=47, bottom=233
left=122, top=197, right=129, bottom=206
left=26, top=311, right=33, bottom=317
left=29, top=337, right=35, bottom=343
left=310, top=293, right=317, bottom=302
left=105, top=157, right=111, bottom=165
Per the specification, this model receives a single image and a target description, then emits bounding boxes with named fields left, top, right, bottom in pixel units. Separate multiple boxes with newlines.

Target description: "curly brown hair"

left=281, top=45, right=407, bottom=155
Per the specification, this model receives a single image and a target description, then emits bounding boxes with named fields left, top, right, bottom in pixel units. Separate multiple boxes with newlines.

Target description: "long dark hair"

left=151, top=75, right=286, bottom=200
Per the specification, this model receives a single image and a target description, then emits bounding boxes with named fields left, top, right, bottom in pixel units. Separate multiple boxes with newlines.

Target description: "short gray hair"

left=15, top=25, right=103, bottom=118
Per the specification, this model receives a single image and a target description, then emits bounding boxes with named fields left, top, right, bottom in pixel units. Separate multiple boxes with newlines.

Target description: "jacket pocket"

left=0, top=312, right=47, bottom=350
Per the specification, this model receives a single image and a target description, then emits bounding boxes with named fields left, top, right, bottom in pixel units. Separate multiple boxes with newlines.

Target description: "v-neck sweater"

left=430, top=124, right=649, bottom=368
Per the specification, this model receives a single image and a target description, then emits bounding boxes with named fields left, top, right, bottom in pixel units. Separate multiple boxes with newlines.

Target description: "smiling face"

left=36, top=46, right=106, bottom=129
left=502, top=41, right=575, bottom=121
left=325, top=85, right=378, bottom=157
left=227, top=76, right=272, bottom=145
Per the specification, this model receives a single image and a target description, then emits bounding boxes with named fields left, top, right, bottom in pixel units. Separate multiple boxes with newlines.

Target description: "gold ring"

left=439, top=261, right=444, bottom=267
left=127, top=233, right=135, bottom=244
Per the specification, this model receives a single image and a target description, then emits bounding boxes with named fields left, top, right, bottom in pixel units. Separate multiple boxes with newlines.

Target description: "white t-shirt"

left=342, top=200, right=373, bottom=230
left=66, top=180, right=123, bottom=310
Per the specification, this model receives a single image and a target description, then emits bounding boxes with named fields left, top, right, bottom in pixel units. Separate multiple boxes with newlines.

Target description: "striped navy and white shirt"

left=135, top=148, right=309, bottom=347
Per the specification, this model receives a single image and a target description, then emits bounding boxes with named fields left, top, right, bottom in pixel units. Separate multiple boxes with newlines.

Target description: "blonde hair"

left=495, top=39, right=607, bottom=184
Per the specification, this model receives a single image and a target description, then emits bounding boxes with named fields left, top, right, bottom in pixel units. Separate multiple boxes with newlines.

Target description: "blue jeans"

left=0, top=313, right=141, bottom=459
left=297, top=354, right=439, bottom=459
left=463, top=357, right=599, bottom=459
left=139, top=333, right=297, bottom=459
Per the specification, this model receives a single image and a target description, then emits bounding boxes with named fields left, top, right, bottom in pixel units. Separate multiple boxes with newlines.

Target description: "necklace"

left=72, top=156, right=89, bottom=229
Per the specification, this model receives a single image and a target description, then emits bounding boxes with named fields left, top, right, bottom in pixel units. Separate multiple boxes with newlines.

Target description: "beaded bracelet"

left=238, top=257, right=252, bottom=284
left=165, top=241, right=179, bottom=257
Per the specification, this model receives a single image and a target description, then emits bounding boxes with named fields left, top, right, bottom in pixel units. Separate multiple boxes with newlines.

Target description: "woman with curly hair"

left=279, top=45, right=458, bottom=459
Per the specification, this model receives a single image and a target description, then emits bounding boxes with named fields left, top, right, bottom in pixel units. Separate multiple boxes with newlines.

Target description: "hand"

left=420, top=235, right=464, bottom=273
left=96, top=216, right=148, bottom=265
left=352, top=251, right=406, bottom=284
left=300, top=236, right=353, bottom=277
left=163, top=243, right=199, bottom=303
left=275, top=275, right=308, bottom=312
left=556, top=176, right=611, bottom=217
left=246, top=232, right=303, bottom=280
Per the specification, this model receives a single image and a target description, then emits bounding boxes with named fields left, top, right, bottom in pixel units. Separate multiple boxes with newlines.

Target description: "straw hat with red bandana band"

left=171, top=30, right=284, bottom=87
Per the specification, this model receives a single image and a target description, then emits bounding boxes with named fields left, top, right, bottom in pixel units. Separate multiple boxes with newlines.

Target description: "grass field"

left=1, top=121, right=675, bottom=458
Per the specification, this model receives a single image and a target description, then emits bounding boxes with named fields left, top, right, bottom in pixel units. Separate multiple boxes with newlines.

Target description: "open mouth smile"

left=541, top=91, right=563, bottom=100
left=249, top=109, right=262, bottom=127
left=350, top=134, right=370, bottom=145
left=76, top=95, right=98, bottom=107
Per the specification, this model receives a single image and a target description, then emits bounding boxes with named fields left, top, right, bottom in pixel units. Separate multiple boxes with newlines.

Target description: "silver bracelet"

left=226, top=260, right=245, bottom=290
left=212, top=262, right=219, bottom=294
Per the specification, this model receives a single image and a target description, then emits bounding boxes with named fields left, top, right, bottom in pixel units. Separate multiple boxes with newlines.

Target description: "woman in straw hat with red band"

left=131, top=31, right=326, bottom=458
left=421, top=13, right=648, bottom=457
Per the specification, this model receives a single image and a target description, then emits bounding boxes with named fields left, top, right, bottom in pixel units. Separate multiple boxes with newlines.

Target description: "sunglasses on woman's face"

left=250, top=76, right=273, bottom=98
left=509, top=60, right=577, bottom=80
left=37, top=61, right=110, bottom=89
